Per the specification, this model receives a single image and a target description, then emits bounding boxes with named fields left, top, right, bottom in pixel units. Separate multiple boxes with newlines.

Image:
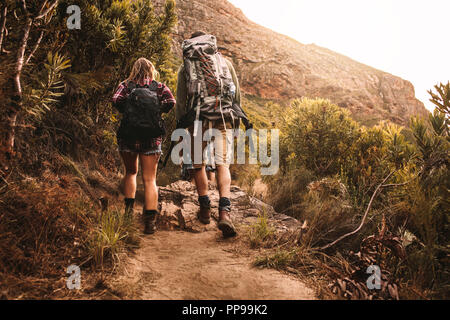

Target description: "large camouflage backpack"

left=122, top=80, right=165, bottom=139
left=181, top=34, right=239, bottom=129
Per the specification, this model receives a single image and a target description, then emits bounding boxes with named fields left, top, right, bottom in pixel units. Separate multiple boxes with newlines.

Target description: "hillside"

left=159, top=0, right=429, bottom=125
left=0, top=0, right=446, bottom=301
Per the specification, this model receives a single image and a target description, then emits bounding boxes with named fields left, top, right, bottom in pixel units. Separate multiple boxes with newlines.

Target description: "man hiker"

left=175, top=31, right=250, bottom=238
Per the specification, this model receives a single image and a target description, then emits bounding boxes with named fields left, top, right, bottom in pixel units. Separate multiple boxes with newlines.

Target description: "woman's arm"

left=112, top=82, right=128, bottom=113
left=159, top=83, right=176, bottom=114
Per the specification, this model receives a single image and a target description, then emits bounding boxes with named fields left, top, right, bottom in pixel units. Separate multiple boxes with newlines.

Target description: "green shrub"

left=280, top=98, right=360, bottom=178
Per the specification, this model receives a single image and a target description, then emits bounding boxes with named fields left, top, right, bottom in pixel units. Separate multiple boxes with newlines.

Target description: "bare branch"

left=0, top=5, right=7, bottom=53
left=39, top=1, right=49, bottom=14
left=34, top=0, right=59, bottom=20
left=381, top=172, right=421, bottom=188
left=18, top=0, right=29, bottom=16
left=319, top=171, right=395, bottom=251
left=24, top=29, right=44, bottom=65
left=15, top=17, right=33, bottom=86
left=381, top=181, right=412, bottom=188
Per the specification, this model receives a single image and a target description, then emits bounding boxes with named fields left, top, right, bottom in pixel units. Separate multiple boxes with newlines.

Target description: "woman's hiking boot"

left=218, top=210, right=237, bottom=238
left=124, top=198, right=135, bottom=217
left=197, top=206, right=211, bottom=224
left=143, top=210, right=158, bottom=235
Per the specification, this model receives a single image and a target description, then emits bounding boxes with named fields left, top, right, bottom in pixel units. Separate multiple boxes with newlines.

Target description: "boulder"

left=156, top=180, right=301, bottom=234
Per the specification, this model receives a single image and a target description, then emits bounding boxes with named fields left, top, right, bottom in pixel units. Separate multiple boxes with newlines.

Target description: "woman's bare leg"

left=120, top=152, right=139, bottom=198
left=140, top=153, right=160, bottom=211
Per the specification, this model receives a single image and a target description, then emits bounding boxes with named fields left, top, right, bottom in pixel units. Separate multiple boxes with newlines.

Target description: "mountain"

left=158, top=0, right=429, bottom=125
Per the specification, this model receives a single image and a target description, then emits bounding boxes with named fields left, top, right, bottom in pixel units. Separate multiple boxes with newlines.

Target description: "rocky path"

left=111, top=181, right=315, bottom=300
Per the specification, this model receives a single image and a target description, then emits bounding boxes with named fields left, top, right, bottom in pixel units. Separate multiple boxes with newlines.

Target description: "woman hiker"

left=112, top=57, right=176, bottom=234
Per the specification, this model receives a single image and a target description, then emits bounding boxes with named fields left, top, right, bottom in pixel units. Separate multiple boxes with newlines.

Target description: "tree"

left=0, top=0, right=60, bottom=155
left=0, top=0, right=178, bottom=160
left=428, top=81, right=450, bottom=117
left=52, top=0, right=177, bottom=161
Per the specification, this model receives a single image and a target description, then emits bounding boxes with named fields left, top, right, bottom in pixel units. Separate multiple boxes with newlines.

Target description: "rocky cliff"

left=159, top=0, right=429, bottom=125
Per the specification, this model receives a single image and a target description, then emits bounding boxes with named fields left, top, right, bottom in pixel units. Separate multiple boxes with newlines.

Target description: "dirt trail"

left=110, top=180, right=315, bottom=300
left=114, top=229, right=314, bottom=300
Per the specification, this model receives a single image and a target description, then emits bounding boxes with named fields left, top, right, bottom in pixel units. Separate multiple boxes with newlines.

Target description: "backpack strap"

left=126, top=80, right=159, bottom=91
left=126, top=81, right=137, bottom=94
left=148, top=80, right=159, bottom=91
left=193, top=82, right=202, bottom=137
left=127, top=81, right=136, bottom=88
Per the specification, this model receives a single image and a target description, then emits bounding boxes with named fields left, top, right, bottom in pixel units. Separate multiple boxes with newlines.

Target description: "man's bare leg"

left=193, top=166, right=212, bottom=224
left=216, top=165, right=231, bottom=199
left=193, top=166, right=208, bottom=196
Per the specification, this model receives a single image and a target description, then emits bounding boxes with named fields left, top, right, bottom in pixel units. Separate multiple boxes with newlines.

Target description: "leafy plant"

left=428, top=81, right=450, bottom=116
left=25, top=52, right=71, bottom=118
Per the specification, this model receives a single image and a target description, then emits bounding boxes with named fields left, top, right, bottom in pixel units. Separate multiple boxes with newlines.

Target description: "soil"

left=111, top=229, right=314, bottom=300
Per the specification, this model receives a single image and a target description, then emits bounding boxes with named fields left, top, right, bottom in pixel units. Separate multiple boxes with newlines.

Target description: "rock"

left=155, top=0, right=429, bottom=125
left=157, top=180, right=301, bottom=234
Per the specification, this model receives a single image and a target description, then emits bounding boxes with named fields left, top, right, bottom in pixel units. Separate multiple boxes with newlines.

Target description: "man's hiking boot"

left=143, top=210, right=157, bottom=235
left=218, top=211, right=237, bottom=238
left=197, top=206, right=211, bottom=225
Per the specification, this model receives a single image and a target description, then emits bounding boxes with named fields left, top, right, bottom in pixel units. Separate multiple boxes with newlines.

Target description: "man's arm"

left=226, top=59, right=252, bottom=129
left=175, top=64, right=187, bottom=122
left=226, top=59, right=241, bottom=107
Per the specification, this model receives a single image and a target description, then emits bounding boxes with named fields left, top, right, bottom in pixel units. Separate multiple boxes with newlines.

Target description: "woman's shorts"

left=118, top=137, right=162, bottom=156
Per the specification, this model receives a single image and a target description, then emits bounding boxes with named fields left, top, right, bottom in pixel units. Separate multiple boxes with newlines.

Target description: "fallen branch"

left=319, top=171, right=395, bottom=251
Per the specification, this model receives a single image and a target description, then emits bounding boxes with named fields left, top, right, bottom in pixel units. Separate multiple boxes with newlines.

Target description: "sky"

left=228, top=0, right=450, bottom=112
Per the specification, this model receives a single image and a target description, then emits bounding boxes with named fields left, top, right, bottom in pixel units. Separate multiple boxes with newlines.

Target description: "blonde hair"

left=126, top=57, right=159, bottom=84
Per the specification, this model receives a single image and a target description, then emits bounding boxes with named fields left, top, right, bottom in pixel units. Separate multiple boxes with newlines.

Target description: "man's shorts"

left=187, top=120, right=233, bottom=169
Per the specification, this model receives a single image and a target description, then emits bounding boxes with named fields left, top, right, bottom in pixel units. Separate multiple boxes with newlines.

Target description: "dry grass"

left=0, top=162, right=139, bottom=299
left=87, top=207, right=140, bottom=268
left=246, top=211, right=276, bottom=248
left=252, top=246, right=337, bottom=300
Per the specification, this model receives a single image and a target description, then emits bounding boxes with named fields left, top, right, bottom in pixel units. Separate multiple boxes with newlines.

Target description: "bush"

left=280, top=98, right=360, bottom=178
left=264, top=92, right=449, bottom=298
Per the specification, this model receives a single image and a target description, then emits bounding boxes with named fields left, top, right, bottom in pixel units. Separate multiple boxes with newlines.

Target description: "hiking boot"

left=143, top=210, right=157, bottom=235
left=218, top=211, right=237, bottom=238
left=124, top=198, right=135, bottom=217
left=197, top=206, right=211, bottom=225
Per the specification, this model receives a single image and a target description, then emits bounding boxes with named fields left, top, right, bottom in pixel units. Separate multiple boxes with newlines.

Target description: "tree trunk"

left=3, top=17, right=32, bottom=153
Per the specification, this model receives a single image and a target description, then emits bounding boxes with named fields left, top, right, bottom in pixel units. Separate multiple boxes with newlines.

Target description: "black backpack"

left=121, top=81, right=165, bottom=140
